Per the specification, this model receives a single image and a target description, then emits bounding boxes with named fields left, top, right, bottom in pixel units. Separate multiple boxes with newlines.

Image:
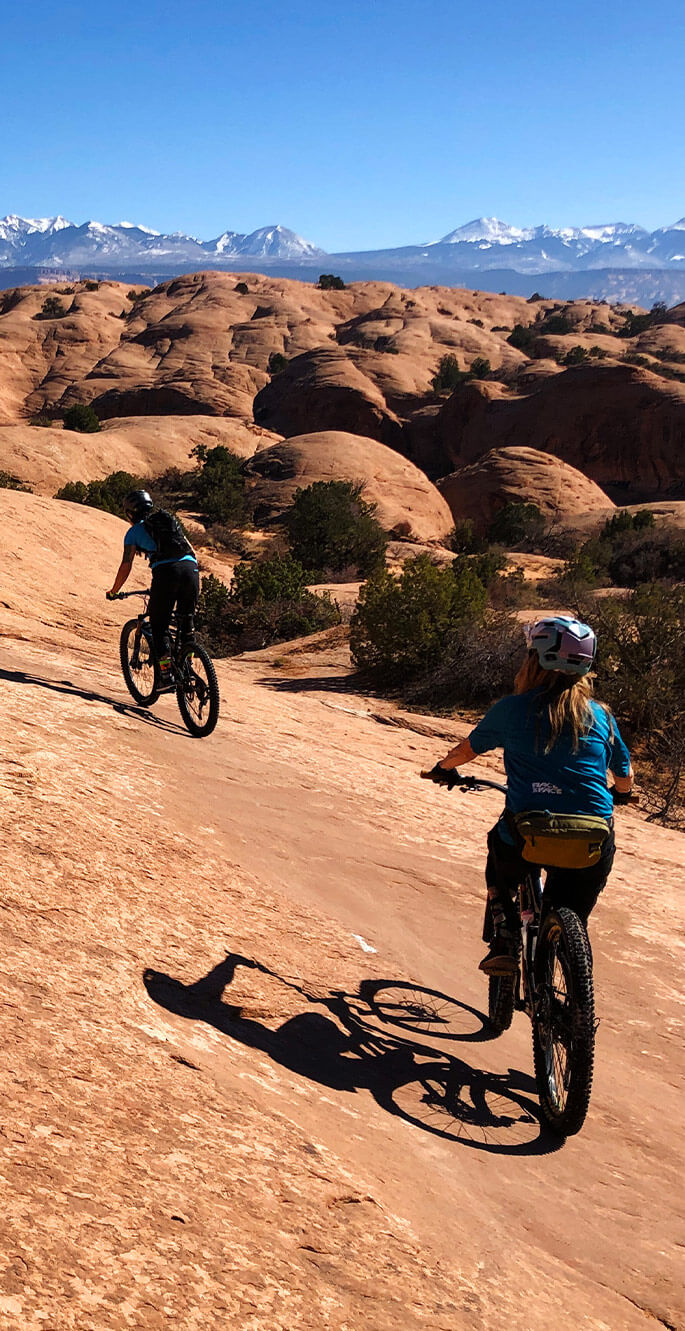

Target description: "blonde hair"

left=514, top=651, right=605, bottom=753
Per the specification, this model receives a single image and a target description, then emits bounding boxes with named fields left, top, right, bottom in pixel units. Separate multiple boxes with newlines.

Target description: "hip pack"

left=510, top=811, right=610, bottom=870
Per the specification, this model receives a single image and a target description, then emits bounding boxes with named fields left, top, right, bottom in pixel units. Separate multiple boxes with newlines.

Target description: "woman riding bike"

left=427, top=617, right=634, bottom=975
left=106, top=489, right=199, bottom=686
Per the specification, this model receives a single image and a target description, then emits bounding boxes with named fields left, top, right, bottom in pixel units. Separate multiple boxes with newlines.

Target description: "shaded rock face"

left=438, top=446, right=614, bottom=534
left=243, top=431, right=454, bottom=543
left=436, top=364, right=685, bottom=496
left=253, top=348, right=405, bottom=451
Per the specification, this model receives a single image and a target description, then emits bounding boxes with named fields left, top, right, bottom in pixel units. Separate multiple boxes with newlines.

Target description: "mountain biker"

left=106, top=490, right=199, bottom=685
left=426, top=617, right=634, bottom=975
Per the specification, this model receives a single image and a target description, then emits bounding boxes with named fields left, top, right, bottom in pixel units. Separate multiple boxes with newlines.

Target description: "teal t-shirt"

left=469, top=688, right=631, bottom=822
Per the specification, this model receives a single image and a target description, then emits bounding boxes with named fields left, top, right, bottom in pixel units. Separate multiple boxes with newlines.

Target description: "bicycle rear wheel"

left=119, top=619, right=159, bottom=706
left=488, top=973, right=516, bottom=1035
left=176, top=644, right=220, bottom=737
left=532, top=907, right=595, bottom=1137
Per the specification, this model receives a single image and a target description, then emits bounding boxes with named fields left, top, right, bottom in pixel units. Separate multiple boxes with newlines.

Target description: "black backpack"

left=143, top=508, right=194, bottom=564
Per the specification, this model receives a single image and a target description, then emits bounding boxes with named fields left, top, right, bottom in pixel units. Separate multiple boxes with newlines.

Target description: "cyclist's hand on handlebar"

left=422, top=762, right=461, bottom=788
left=612, top=787, right=637, bottom=806
left=106, top=590, right=124, bottom=601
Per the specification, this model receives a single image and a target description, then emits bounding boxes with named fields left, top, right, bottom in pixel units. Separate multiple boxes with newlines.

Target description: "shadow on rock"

left=0, top=666, right=186, bottom=734
left=144, top=954, right=561, bottom=1156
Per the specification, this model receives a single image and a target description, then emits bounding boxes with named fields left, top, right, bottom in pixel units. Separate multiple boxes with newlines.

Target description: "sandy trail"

left=0, top=621, right=682, bottom=1330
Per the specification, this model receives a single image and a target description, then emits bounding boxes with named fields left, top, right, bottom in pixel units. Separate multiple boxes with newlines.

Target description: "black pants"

left=484, top=819, right=615, bottom=936
left=148, top=560, right=199, bottom=660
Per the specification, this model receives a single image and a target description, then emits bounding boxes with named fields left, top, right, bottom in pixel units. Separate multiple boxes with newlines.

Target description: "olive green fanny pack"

left=510, top=811, right=611, bottom=870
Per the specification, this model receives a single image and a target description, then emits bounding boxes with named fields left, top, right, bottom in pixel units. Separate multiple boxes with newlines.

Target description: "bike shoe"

left=479, top=938, right=519, bottom=976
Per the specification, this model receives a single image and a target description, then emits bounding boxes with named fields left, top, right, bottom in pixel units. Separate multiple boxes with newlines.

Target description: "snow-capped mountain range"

left=1, top=213, right=684, bottom=273
left=0, top=217, right=325, bottom=268
left=1, top=213, right=684, bottom=304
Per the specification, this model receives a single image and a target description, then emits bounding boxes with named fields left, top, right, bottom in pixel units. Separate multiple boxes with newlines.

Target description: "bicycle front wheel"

left=532, top=907, right=595, bottom=1137
left=119, top=619, right=159, bottom=706
left=176, top=644, right=220, bottom=737
left=488, top=973, right=516, bottom=1035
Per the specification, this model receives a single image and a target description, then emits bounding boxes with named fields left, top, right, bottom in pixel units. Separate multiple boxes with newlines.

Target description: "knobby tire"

left=119, top=618, right=159, bottom=707
left=176, top=643, right=220, bottom=737
left=488, top=973, right=516, bottom=1035
left=532, top=906, right=595, bottom=1137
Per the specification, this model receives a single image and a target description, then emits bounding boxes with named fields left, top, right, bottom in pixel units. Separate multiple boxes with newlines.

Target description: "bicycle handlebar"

left=420, top=769, right=508, bottom=796
left=108, top=589, right=151, bottom=599
left=421, top=767, right=638, bottom=806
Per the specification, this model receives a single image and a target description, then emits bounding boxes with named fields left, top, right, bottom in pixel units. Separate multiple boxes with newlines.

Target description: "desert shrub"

left=468, top=318, right=484, bottom=327
left=55, top=470, right=143, bottom=516
left=318, top=274, right=346, bottom=290
left=191, top=444, right=246, bottom=526
left=285, top=479, right=387, bottom=577
left=557, top=512, right=684, bottom=590
left=431, top=354, right=465, bottom=393
left=561, top=345, right=589, bottom=366
left=29, top=414, right=54, bottom=427
left=350, top=555, right=487, bottom=681
left=450, top=519, right=487, bottom=554
left=232, top=553, right=308, bottom=606
left=0, top=470, right=32, bottom=492
left=126, top=287, right=151, bottom=302
left=538, top=311, right=573, bottom=335
left=35, top=296, right=68, bottom=320
left=404, top=611, right=523, bottom=711
left=618, top=302, right=669, bottom=338
left=234, top=281, right=249, bottom=294
left=63, top=403, right=101, bottom=433
left=579, top=585, right=685, bottom=823
left=84, top=281, right=99, bottom=291
left=528, top=292, right=543, bottom=303
left=196, top=558, right=341, bottom=655
left=452, top=550, right=507, bottom=589
left=469, top=356, right=491, bottom=380
left=487, top=502, right=545, bottom=550
left=506, top=323, right=536, bottom=352
left=268, top=351, right=288, bottom=375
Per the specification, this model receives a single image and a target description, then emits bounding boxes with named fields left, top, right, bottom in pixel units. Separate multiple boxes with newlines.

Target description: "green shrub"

left=506, top=323, right=536, bottom=352
left=404, top=611, right=523, bottom=711
left=84, top=281, right=100, bottom=291
left=285, top=479, right=387, bottom=576
left=35, top=296, right=68, bottom=320
left=561, top=345, right=589, bottom=366
left=487, top=502, right=545, bottom=549
left=191, top=444, right=246, bottom=525
left=557, top=511, right=684, bottom=591
left=234, top=282, right=249, bottom=294
left=63, top=403, right=101, bottom=433
left=350, top=554, right=487, bottom=681
left=579, top=584, right=685, bottom=823
left=431, top=354, right=465, bottom=393
left=618, top=302, right=669, bottom=338
left=468, top=356, right=491, bottom=379
left=195, top=559, right=341, bottom=655
left=268, top=351, right=288, bottom=375
left=29, top=414, right=54, bottom=427
left=450, top=519, right=486, bottom=554
left=55, top=470, right=143, bottom=516
left=318, top=274, right=346, bottom=290
left=0, top=470, right=32, bottom=493
left=232, top=553, right=308, bottom=606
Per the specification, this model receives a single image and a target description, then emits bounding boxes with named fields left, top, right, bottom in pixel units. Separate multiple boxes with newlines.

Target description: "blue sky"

left=2, top=0, right=683, bottom=251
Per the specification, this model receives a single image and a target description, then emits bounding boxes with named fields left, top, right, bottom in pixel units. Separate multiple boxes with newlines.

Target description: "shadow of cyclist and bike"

left=144, top=953, right=561, bottom=1156
left=0, top=665, right=187, bottom=735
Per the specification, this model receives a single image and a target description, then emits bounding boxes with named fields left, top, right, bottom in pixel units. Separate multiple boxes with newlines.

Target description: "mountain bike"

left=421, top=769, right=598, bottom=1137
left=115, top=589, right=220, bottom=738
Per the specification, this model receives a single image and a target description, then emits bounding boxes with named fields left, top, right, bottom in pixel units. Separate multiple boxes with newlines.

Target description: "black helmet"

left=124, top=489, right=153, bottom=522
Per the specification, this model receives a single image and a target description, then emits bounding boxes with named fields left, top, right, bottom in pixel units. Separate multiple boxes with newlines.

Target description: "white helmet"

left=524, top=616, right=596, bottom=676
